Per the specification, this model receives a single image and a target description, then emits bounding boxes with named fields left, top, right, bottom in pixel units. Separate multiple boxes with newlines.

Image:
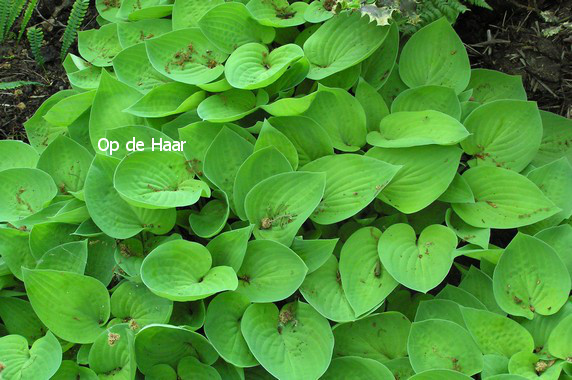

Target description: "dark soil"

left=457, top=0, right=572, bottom=117
left=1, top=0, right=570, bottom=139
left=0, top=0, right=98, bottom=141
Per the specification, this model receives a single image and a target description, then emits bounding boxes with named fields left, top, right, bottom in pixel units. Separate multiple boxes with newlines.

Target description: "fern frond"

left=466, top=0, right=492, bottom=10
left=0, top=0, right=10, bottom=40
left=27, top=26, right=44, bottom=66
left=0, top=80, right=43, bottom=89
left=61, top=0, right=89, bottom=61
left=7, top=0, right=26, bottom=31
left=17, top=0, right=38, bottom=41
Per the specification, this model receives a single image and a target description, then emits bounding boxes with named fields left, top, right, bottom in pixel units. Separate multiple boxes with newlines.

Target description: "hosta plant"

left=1, top=1, right=572, bottom=380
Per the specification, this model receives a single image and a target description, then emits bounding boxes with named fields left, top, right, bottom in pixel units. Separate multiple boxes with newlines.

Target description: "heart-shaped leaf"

left=339, top=227, right=398, bottom=316
left=141, top=240, right=238, bottom=301
left=23, top=269, right=110, bottom=343
left=146, top=28, right=228, bottom=85
left=399, top=18, right=470, bottom=94
left=367, top=110, right=469, bottom=148
left=241, top=301, right=334, bottom=380
left=493, top=233, right=571, bottom=319
left=378, top=224, right=457, bottom=292
left=333, top=312, right=411, bottom=363
left=302, top=154, right=400, bottom=225
left=198, top=2, right=275, bottom=54
left=245, top=171, right=326, bottom=246
left=204, top=291, right=258, bottom=367
left=236, top=240, right=307, bottom=302
left=304, top=12, right=389, bottom=80
left=408, top=319, right=483, bottom=375
left=461, top=100, right=542, bottom=172
left=452, top=167, right=559, bottom=229
left=225, top=43, right=304, bottom=90
left=0, top=332, right=62, bottom=379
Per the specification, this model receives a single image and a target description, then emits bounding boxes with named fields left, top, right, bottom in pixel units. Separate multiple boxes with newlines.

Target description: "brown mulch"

left=456, top=0, right=572, bottom=117
left=0, top=0, right=570, bottom=142
left=0, top=0, right=98, bottom=141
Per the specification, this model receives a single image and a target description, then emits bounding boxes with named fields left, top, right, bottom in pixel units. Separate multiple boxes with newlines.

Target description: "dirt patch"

left=456, top=0, right=572, bottom=117
left=0, top=0, right=98, bottom=141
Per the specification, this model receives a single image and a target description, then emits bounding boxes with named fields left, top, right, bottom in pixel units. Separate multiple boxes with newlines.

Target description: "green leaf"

left=461, top=306, right=535, bottom=359
left=204, top=127, right=254, bottom=211
left=322, top=357, right=394, bottom=380
left=89, top=71, right=144, bottom=150
left=113, top=43, right=171, bottom=94
left=244, top=171, right=326, bottom=246
left=110, top=280, right=173, bottom=330
left=304, top=12, right=389, bottom=80
left=0, top=297, right=46, bottom=344
left=37, top=135, right=93, bottom=194
left=493, top=233, right=571, bottom=319
left=225, top=43, right=304, bottom=90
left=461, top=100, right=542, bottom=172
left=115, top=150, right=209, bottom=209
left=367, top=110, right=469, bottom=148
left=241, top=301, right=334, bottom=380
left=366, top=145, right=462, bottom=214
left=304, top=1, right=334, bottom=23
left=233, top=147, right=293, bottom=221
left=468, top=69, right=527, bottom=103
left=361, top=22, right=399, bottom=90
left=24, top=90, right=76, bottom=152
left=0, top=332, right=62, bottom=379
left=446, top=208, right=490, bottom=249
left=302, top=154, right=400, bottom=225
left=134, top=324, right=219, bottom=374
left=0, top=141, right=39, bottom=171
left=267, top=116, right=334, bottom=166
left=299, top=254, right=356, bottom=322
left=236, top=240, right=307, bottom=302
left=409, top=370, right=473, bottom=380
left=290, top=237, right=338, bottom=274
left=302, top=85, right=367, bottom=151
left=88, top=324, right=136, bottom=379
left=355, top=78, right=390, bottom=133
left=78, top=23, right=122, bottom=67
left=399, top=18, right=470, bottom=94
left=206, top=225, right=253, bottom=271
left=452, top=167, right=559, bottom=229
left=146, top=28, right=228, bottom=85
left=458, top=266, right=505, bottom=315
left=0, top=168, right=57, bottom=223
left=391, top=85, right=462, bottom=120
left=547, top=314, right=572, bottom=360
left=125, top=83, right=205, bottom=118
left=85, top=155, right=176, bottom=239
left=378, top=224, right=457, bottom=292
left=117, top=18, right=172, bottom=48
left=178, top=356, right=222, bottom=379
left=535, top=224, right=572, bottom=280
left=172, top=0, right=224, bottom=29
left=197, top=89, right=268, bottom=123
left=0, top=228, right=35, bottom=281
left=141, top=240, right=238, bottom=301
left=339, top=227, right=397, bottom=315
left=36, top=240, right=88, bottom=274
left=415, top=299, right=466, bottom=327
left=408, top=319, right=483, bottom=375
left=508, top=351, right=563, bottom=380
left=204, top=291, right=258, bottom=367
left=246, top=0, right=308, bottom=28
left=333, top=312, right=411, bottom=363
left=254, top=121, right=299, bottom=170
left=198, top=2, right=275, bottom=54
left=23, top=269, right=110, bottom=343
left=43, top=90, right=96, bottom=128
left=532, top=110, right=572, bottom=167
left=190, top=195, right=229, bottom=238
left=521, top=158, right=572, bottom=234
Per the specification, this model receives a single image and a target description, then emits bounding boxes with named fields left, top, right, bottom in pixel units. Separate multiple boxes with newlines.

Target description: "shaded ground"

left=0, top=0, right=98, bottom=141
left=0, top=0, right=570, bottom=141
left=457, top=0, right=572, bottom=117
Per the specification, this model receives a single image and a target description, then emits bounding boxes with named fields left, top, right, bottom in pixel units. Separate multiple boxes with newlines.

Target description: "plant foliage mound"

left=1, top=1, right=572, bottom=380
